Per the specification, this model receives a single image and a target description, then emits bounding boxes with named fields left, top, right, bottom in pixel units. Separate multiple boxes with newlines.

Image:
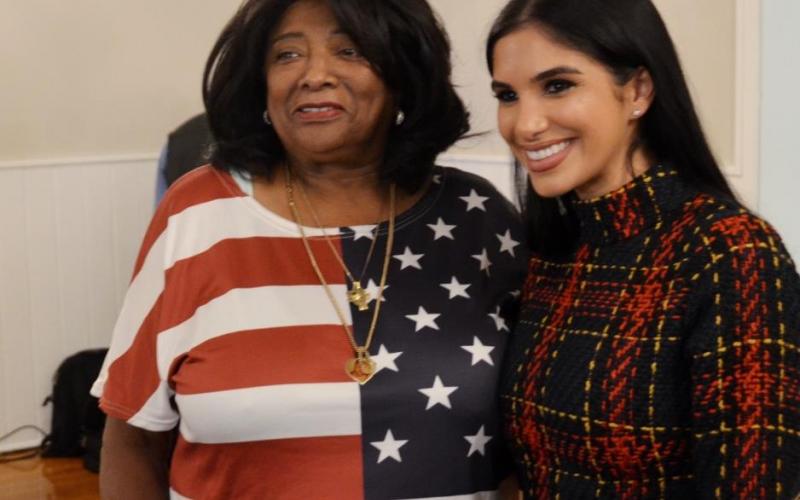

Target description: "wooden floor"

left=0, top=455, right=99, bottom=500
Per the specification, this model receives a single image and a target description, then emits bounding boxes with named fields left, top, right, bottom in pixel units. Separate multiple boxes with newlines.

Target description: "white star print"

left=496, top=229, right=520, bottom=257
left=406, top=306, right=440, bottom=332
left=440, top=276, right=471, bottom=299
left=472, top=249, right=492, bottom=276
left=488, top=306, right=509, bottom=332
left=393, top=246, right=423, bottom=270
left=370, top=429, right=408, bottom=463
left=460, top=189, right=489, bottom=212
left=371, top=344, right=402, bottom=373
left=427, top=217, right=456, bottom=240
left=464, top=425, right=493, bottom=457
left=461, top=336, right=495, bottom=366
left=510, top=290, right=521, bottom=299
left=363, top=279, right=388, bottom=304
left=350, top=225, right=377, bottom=241
left=418, top=375, right=458, bottom=410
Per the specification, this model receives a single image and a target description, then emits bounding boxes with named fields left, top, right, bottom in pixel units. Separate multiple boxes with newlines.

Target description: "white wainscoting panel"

left=0, top=156, right=156, bottom=452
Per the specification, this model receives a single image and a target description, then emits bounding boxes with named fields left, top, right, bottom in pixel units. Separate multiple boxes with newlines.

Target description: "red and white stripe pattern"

left=92, top=167, right=375, bottom=498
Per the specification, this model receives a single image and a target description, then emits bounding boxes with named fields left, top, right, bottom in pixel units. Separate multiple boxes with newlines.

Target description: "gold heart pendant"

left=345, top=356, right=377, bottom=385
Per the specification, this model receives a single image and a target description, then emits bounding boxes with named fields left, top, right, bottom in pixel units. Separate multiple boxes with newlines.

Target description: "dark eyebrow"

left=271, top=32, right=304, bottom=44
left=490, top=80, right=511, bottom=92
left=533, top=66, right=582, bottom=82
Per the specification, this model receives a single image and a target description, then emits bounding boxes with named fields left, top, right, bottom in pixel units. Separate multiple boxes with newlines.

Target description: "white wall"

left=430, top=0, right=514, bottom=195
left=0, top=0, right=241, bottom=161
left=431, top=0, right=508, bottom=157
left=653, top=0, right=736, bottom=168
left=760, top=0, right=800, bottom=259
left=0, top=0, right=747, bottom=165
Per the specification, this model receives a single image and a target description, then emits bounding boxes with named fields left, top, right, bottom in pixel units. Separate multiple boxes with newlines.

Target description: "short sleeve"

left=91, top=201, right=179, bottom=432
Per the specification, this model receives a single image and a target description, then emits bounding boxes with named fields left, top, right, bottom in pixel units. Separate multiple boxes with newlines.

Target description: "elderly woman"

left=92, top=0, right=526, bottom=498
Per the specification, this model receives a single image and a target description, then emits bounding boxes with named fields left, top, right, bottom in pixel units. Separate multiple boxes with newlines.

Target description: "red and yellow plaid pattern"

left=503, top=166, right=800, bottom=499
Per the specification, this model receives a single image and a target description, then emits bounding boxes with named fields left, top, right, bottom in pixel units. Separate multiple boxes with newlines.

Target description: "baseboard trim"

left=0, top=438, right=44, bottom=454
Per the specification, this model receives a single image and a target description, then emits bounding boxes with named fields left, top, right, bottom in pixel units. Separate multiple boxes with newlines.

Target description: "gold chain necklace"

left=285, top=165, right=396, bottom=385
left=295, top=179, right=382, bottom=312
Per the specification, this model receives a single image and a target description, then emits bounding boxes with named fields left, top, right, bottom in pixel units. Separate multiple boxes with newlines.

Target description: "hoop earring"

left=263, top=110, right=272, bottom=125
left=395, top=110, right=405, bottom=126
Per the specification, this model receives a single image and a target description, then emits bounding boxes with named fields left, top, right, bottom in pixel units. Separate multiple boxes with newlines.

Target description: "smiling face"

left=265, top=0, right=394, bottom=168
left=492, top=24, right=652, bottom=199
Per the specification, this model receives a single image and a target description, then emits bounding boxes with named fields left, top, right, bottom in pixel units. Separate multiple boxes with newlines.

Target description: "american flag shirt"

left=92, top=165, right=527, bottom=499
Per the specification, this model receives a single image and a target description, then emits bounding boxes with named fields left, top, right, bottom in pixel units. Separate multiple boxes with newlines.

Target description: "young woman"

left=487, top=0, right=800, bottom=498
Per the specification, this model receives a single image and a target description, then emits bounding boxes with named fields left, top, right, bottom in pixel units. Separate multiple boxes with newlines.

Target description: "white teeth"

left=300, top=106, right=334, bottom=113
left=526, top=141, right=570, bottom=161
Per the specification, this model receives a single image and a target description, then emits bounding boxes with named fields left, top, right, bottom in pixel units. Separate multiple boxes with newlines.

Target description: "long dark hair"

left=203, top=0, right=469, bottom=193
left=486, top=0, right=737, bottom=256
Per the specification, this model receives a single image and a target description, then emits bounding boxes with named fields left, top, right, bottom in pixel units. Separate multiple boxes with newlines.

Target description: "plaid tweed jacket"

left=502, top=165, right=800, bottom=499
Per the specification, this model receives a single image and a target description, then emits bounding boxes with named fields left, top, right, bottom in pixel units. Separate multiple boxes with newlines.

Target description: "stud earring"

left=263, top=110, right=272, bottom=125
left=395, top=110, right=405, bottom=126
left=632, top=109, right=642, bottom=118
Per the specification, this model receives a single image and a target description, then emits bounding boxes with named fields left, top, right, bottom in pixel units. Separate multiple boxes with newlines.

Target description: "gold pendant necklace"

left=295, top=176, right=383, bottom=312
left=344, top=348, right=376, bottom=384
left=347, top=282, right=370, bottom=312
left=285, top=165, right=395, bottom=385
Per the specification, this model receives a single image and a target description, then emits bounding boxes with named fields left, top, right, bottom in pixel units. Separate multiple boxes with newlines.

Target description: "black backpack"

left=41, top=348, right=108, bottom=472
